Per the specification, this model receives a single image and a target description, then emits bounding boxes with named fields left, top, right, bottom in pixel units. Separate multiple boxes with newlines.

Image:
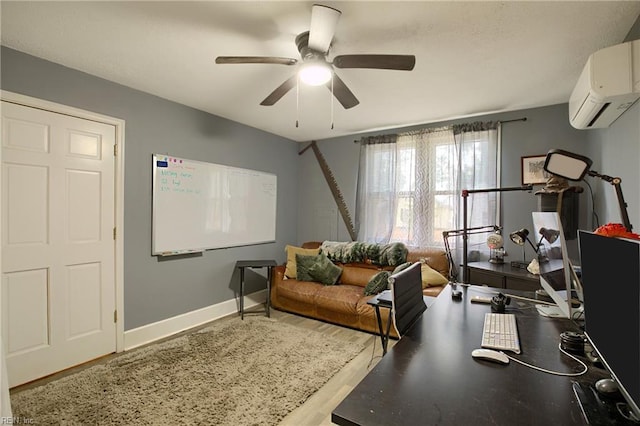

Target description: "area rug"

left=10, top=316, right=365, bottom=425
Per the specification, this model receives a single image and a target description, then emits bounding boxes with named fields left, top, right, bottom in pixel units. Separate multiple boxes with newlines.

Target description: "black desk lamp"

left=509, top=227, right=560, bottom=268
left=443, top=225, right=501, bottom=283
left=539, top=227, right=560, bottom=244
left=536, top=227, right=560, bottom=263
left=543, top=149, right=633, bottom=232
left=509, top=228, right=537, bottom=268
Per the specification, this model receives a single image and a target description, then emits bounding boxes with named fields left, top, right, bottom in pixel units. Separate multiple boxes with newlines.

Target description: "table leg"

left=240, top=267, right=245, bottom=320
left=384, top=310, right=393, bottom=351
left=374, top=305, right=389, bottom=355
left=266, top=266, right=271, bottom=318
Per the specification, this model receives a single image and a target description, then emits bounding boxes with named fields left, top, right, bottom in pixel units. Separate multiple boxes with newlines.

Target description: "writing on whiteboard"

left=157, top=164, right=200, bottom=195
left=152, top=154, right=277, bottom=255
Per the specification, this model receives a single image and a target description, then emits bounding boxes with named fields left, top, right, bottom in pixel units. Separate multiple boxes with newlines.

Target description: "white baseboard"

left=123, top=290, right=268, bottom=351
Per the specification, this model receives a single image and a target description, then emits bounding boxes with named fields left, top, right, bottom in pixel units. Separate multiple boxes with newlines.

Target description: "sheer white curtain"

left=449, top=123, right=501, bottom=273
left=356, top=122, right=500, bottom=259
left=355, top=135, right=398, bottom=243
left=356, top=127, right=456, bottom=246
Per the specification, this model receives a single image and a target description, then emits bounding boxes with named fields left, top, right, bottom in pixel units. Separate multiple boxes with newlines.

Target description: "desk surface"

left=332, top=285, right=606, bottom=426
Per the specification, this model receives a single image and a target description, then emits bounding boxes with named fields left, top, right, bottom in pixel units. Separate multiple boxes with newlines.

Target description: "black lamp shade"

left=539, top=227, right=560, bottom=244
left=509, top=229, right=529, bottom=246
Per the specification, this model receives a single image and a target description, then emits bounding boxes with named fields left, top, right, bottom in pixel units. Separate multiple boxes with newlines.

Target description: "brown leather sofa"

left=270, top=242, right=450, bottom=337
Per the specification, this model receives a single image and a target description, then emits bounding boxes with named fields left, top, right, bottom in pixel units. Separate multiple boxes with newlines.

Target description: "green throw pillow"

left=364, top=271, right=391, bottom=296
left=392, top=262, right=412, bottom=275
left=295, top=253, right=343, bottom=285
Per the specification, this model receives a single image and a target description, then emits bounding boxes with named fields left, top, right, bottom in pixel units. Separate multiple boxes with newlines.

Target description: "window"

left=356, top=124, right=499, bottom=248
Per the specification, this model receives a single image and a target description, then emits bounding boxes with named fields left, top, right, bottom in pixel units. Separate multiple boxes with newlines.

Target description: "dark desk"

left=332, top=285, right=607, bottom=426
left=235, top=260, right=276, bottom=320
left=467, top=261, right=540, bottom=291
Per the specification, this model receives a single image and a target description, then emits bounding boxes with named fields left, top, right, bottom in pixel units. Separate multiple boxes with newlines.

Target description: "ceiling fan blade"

left=327, top=73, right=359, bottom=109
left=333, top=54, right=416, bottom=71
left=260, top=75, right=297, bottom=106
left=215, top=56, right=297, bottom=66
left=308, top=4, right=341, bottom=54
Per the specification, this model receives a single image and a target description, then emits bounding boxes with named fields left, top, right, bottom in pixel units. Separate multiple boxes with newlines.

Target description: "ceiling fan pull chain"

left=330, top=75, right=334, bottom=130
left=296, top=75, right=300, bottom=128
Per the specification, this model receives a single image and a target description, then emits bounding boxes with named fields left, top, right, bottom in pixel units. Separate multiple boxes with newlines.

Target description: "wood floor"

left=270, top=309, right=396, bottom=426
left=10, top=307, right=393, bottom=425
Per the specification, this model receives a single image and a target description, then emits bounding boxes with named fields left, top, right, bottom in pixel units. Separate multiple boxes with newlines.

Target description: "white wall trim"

left=1, top=90, right=127, bottom=353
left=124, top=290, right=268, bottom=351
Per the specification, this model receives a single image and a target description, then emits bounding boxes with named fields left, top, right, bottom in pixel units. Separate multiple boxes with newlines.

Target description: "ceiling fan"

left=215, top=4, right=416, bottom=109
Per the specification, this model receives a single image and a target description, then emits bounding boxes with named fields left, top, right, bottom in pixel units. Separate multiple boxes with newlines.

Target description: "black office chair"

left=389, top=262, right=427, bottom=337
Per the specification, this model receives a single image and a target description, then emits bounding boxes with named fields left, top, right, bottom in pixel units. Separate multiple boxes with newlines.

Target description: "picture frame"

left=521, top=155, right=548, bottom=185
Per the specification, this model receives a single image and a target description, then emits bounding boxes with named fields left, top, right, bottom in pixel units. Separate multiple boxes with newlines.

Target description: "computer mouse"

left=471, top=348, right=510, bottom=364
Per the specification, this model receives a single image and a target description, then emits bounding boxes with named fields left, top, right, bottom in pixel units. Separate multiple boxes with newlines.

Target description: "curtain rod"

left=499, top=117, right=527, bottom=124
left=352, top=117, right=527, bottom=143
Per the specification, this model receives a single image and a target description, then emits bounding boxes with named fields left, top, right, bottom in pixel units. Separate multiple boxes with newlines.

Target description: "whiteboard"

left=152, top=154, right=277, bottom=255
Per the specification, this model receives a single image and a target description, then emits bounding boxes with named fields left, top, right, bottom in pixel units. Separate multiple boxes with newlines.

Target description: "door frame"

left=1, top=90, right=125, bottom=353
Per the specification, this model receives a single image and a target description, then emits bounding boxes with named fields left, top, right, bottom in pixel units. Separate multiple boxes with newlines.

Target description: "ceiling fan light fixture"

left=299, top=61, right=332, bottom=86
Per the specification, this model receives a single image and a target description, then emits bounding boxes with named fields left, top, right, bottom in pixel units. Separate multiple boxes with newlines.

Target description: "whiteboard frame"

left=152, top=154, right=277, bottom=256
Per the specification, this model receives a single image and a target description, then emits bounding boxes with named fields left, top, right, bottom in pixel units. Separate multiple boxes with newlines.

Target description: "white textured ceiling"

left=2, top=1, right=640, bottom=142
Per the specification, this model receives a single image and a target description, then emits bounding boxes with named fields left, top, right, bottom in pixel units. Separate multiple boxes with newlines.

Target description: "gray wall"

left=584, top=100, right=639, bottom=233
left=1, top=47, right=299, bottom=330
left=3, top=26, right=640, bottom=330
left=298, top=15, right=640, bottom=265
left=582, top=17, right=640, bottom=233
left=302, top=103, right=593, bottom=264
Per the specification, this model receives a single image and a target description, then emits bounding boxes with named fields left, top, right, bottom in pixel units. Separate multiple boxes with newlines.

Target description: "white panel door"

left=1, top=101, right=116, bottom=387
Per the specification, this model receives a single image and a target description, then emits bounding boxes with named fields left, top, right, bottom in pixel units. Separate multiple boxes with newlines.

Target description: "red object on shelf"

left=593, top=223, right=640, bottom=240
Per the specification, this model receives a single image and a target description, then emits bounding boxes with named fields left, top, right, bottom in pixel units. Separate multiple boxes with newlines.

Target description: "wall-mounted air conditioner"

left=569, top=39, right=640, bottom=129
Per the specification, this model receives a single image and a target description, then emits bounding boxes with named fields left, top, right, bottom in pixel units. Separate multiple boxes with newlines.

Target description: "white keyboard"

left=481, top=313, right=521, bottom=354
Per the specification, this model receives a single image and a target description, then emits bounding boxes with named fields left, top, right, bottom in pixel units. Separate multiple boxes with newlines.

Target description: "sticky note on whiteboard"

left=157, top=160, right=168, bottom=167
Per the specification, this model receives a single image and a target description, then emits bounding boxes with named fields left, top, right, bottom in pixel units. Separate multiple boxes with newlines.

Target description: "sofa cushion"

left=296, top=253, right=342, bottom=285
left=274, top=279, right=321, bottom=316
left=420, top=262, right=448, bottom=288
left=284, top=245, right=319, bottom=279
left=314, top=284, right=363, bottom=316
left=407, top=248, right=449, bottom=277
left=364, top=271, right=391, bottom=296
left=339, top=265, right=381, bottom=287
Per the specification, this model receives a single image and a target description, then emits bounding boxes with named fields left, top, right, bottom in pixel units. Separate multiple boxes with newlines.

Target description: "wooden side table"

left=235, top=260, right=277, bottom=320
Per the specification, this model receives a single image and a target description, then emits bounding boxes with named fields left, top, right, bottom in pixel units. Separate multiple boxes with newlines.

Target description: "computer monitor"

left=531, top=211, right=582, bottom=319
left=578, top=230, right=640, bottom=421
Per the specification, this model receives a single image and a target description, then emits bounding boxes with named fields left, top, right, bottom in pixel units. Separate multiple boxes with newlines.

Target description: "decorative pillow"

left=320, top=241, right=408, bottom=266
left=364, top=271, right=391, bottom=296
left=284, top=245, right=319, bottom=279
left=377, top=242, right=409, bottom=266
left=392, top=262, right=412, bottom=275
left=295, top=253, right=343, bottom=285
left=420, top=262, right=448, bottom=288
